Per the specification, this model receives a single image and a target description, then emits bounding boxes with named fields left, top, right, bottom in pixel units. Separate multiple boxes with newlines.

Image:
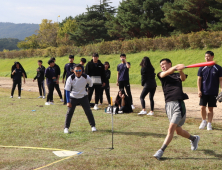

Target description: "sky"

left=1, top=0, right=121, bottom=24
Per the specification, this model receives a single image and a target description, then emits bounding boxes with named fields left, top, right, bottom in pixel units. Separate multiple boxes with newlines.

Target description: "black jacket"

left=11, top=62, right=27, bottom=79
left=141, top=67, right=157, bottom=88
left=34, top=65, right=45, bottom=81
left=85, top=59, right=106, bottom=84
left=53, top=63, right=61, bottom=78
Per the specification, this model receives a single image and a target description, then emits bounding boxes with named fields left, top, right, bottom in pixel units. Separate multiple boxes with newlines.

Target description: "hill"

left=0, top=38, right=20, bottom=51
left=0, top=22, right=39, bottom=40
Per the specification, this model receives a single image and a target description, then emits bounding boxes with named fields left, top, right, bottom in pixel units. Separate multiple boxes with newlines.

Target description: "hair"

left=48, top=59, right=54, bottom=65
left=81, top=58, right=86, bottom=63
left=160, top=58, right=172, bottom=64
left=205, top=51, right=214, bottom=56
left=92, top=53, right=99, bottom=57
left=50, top=57, right=56, bottom=61
left=140, top=57, right=154, bottom=69
left=38, top=60, right=42, bottom=63
left=69, top=55, right=74, bottom=59
left=115, top=89, right=127, bottom=106
left=120, top=53, right=126, bottom=57
left=104, top=61, right=110, bottom=69
left=74, top=64, right=83, bottom=69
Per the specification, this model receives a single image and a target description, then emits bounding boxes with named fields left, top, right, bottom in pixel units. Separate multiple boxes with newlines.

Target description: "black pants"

left=88, top=85, right=102, bottom=104
left=37, top=79, right=46, bottom=96
left=64, top=96, right=96, bottom=128
left=119, top=80, right=133, bottom=105
left=140, top=87, right=156, bottom=111
left=54, top=83, right=63, bottom=99
left=11, top=80, right=21, bottom=96
left=115, top=106, right=131, bottom=114
left=47, top=83, right=55, bottom=102
left=99, top=86, right=111, bottom=104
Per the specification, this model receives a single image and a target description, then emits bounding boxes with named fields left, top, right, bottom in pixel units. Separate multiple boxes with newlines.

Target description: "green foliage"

left=57, top=19, right=78, bottom=38
left=17, top=34, right=39, bottom=49
left=0, top=38, right=20, bottom=51
left=208, top=0, right=222, bottom=31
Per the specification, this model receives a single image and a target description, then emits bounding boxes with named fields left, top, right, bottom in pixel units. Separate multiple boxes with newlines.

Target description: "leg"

left=18, top=80, right=21, bottom=97
left=118, top=81, right=124, bottom=90
left=94, top=85, right=101, bottom=104
left=124, top=81, right=133, bottom=105
left=175, top=126, right=190, bottom=139
left=200, top=106, right=207, bottom=120
left=208, top=107, right=214, bottom=123
left=140, top=87, right=150, bottom=110
left=99, top=87, right=104, bottom=104
left=42, top=80, right=46, bottom=97
left=64, top=98, right=77, bottom=129
left=149, top=87, right=156, bottom=112
left=88, top=86, right=95, bottom=102
left=11, top=80, right=17, bottom=96
left=37, top=80, right=42, bottom=96
left=163, top=123, right=178, bottom=146
left=54, top=84, right=63, bottom=99
left=105, top=86, right=111, bottom=104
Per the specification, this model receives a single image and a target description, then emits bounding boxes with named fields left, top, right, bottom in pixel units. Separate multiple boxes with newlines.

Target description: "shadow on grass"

left=160, top=156, right=222, bottom=161
left=201, top=149, right=222, bottom=158
left=113, top=131, right=166, bottom=138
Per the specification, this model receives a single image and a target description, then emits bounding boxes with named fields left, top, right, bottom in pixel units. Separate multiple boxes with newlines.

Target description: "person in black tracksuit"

left=33, top=60, right=46, bottom=98
left=138, top=57, right=157, bottom=115
left=85, top=53, right=106, bottom=110
left=51, top=57, right=63, bottom=101
left=62, top=55, right=76, bottom=105
left=99, top=62, right=111, bottom=105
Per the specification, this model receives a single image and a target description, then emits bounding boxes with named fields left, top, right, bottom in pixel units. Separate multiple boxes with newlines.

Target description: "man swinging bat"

left=153, top=58, right=200, bottom=160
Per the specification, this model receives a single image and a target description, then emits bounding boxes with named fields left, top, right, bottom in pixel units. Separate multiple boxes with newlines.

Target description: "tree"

left=17, top=34, right=39, bottom=49
left=208, top=0, right=222, bottom=31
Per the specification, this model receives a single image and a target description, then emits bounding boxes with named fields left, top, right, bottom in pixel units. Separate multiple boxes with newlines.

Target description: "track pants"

left=118, top=80, right=133, bottom=105
left=54, top=83, right=63, bottom=99
left=11, top=80, right=21, bottom=97
left=64, top=96, right=96, bottom=128
left=37, top=79, right=46, bottom=96
left=47, top=83, right=55, bottom=102
left=140, top=87, right=156, bottom=111
left=88, top=85, right=102, bottom=104
left=99, top=86, right=111, bottom=104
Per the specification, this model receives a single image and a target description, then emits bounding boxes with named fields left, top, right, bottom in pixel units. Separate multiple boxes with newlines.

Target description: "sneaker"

left=207, top=123, right=212, bottom=130
left=38, top=96, right=42, bottom=98
left=10, top=96, right=13, bottom=98
left=131, top=105, right=135, bottom=109
left=45, top=102, right=50, bottom=105
left=108, top=104, right=111, bottom=107
left=93, top=104, right=99, bottom=110
left=64, top=128, right=69, bottom=134
left=153, top=149, right=164, bottom=160
left=50, top=102, right=54, bottom=105
left=18, top=96, right=21, bottom=99
left=147, top=111, right=154, bottom=116
left=92, top=127, right=97, bottom=132
left=98, top=103, right=102, bottom=106
left=199, top=120, right=207, bottom=129
left=138, top=110, right=147, bottom=115
left=190, top=135, right=200, bottom=150
left=42, top=96, right=45, bottom=99
left=60, top=99, right=64, bottom=102
left=118, top=111, right=123, bottom=114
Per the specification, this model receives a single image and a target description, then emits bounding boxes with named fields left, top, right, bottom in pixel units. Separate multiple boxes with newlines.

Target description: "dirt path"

left=1, top=77, right=222, bottom=123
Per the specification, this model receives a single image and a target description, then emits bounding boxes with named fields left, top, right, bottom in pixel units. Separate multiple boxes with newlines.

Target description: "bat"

left=185, top=61, right=216, bottom=68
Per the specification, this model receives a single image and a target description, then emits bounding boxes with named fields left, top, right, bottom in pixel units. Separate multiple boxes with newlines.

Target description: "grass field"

left=1, top=48, right=222, bottom=87
left=0, top=87, right=222, bottom=169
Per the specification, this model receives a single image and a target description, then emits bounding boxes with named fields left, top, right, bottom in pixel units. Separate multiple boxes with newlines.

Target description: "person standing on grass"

left=33, top=60, right=46, bottom=99
left=99, top=62, right=111, bottom=106
left=64, top=64, right=96, bottom=133
left=80, top=58, right=86, bottom=73
left=85, top=53, right=106, bottom=110
left=138, top=57, right=157, bottom=116
left=62, top=55, right=76, bottom=105
left=51, top=57, right=64, bottom=102
left=45, top=59, right=56, bottom=105
left=10, top=62, right=26, bottom=99
left=153, top=58, right=200, bottom=160
left=117, top=54, right=135, bottom=110
left=197, top=51, right=222, bottom=130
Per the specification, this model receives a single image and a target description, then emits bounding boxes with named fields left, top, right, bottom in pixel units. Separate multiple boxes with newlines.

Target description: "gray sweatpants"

left=64, top=95, right=96, bottom=129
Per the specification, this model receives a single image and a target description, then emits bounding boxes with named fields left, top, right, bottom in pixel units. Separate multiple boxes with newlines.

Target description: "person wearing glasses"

left=64, top=64, right=96, bottom=133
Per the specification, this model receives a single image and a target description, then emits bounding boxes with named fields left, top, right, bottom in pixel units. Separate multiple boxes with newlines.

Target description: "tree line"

left=18, top=0, right=222, bottom=49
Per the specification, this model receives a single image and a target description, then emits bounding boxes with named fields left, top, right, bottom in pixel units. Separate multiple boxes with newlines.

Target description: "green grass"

left=0, top=88, right=222, bottom=169
left=1, top=48, right=222, bottom=87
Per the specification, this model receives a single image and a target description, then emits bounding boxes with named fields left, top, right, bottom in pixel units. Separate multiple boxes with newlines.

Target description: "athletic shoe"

left=147, top=111, right=154, bottom=116
left=92, top=127, right=97, bottom=132
left=18, top=96, right=21, bottom=99
left=60, top=99, right=64, bottom=102
left=38, top=96, right=42, bottom=98
left=98, top=103, right=102, bottom=106
left=207, top=123, right=212, bottom=130
left=94, top=104, right=99, bottom=110
left=108, top=104, right=111, bottom=107
left=64, top=128, right=69, bottom=134
left=131, top=105, right=135, bottom=109
left=190, top=135, right=200, bottom=150
left=10, top=96, right=13, bottom=98
left=153, top=149, right=164, bottom=160
left=50, top=102, right=54, bottom=105
left=138, top=110, right=147, bottom=115
left=45, top=102, right=50, bottom=105
left=42, top=96, right=45, bottom=99
left=118, top=111, right=123, bottom=114
left=199, top=120, right=207, bottom=129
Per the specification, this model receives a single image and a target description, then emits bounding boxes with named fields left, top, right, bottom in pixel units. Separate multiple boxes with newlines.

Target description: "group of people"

left=9, top=51, right=222, bottom=160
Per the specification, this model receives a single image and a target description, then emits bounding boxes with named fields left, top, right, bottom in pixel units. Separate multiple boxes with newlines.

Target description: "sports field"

left=0, top=86, right=222, bottom=169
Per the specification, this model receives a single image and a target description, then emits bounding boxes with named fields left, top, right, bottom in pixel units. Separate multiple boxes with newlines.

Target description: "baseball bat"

left=185, top=61, right=216, bottom=68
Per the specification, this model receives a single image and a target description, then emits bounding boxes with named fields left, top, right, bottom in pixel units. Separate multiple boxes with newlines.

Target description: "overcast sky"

left=1, top=0, right=121, bottom=24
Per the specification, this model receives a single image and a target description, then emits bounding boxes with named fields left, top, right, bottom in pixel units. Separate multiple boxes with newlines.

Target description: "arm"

left=66, top=90, right=72, bottom=108
left=159, top=64, right=185, bottom=78
left=85, top=63, right=89, bottom=75
left=106, top=70, right=111, bottom=79
left=87, top=75, right=93, bottom=87
left=126, top=61, right=130, bottom=68
left=121, top=95, right=125, bottom=106
left=116, top=71, right=119, bottom=86
left=62, top=65, right=66, bottom=83
left=197, top=76, right=202, bottom=97
left=219, top=77, right=222, bottom=92
left=179, top=71, right=186, bottom=81
left=22, top=73, right=26, bottom=84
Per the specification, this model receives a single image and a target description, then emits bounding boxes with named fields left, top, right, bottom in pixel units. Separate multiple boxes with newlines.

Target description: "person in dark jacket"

left=80, top=58, right=86, bottom=73
left=33, top=60, right=46, bottom=99
left=85, top=53, right=106, bottom=110
left=99, top=62, right=111, bottom=106
left=51, top=57, right=63, bottom=102
left=10, top=62, right=26, bottom=99
left=114, top=89, right=133, bottom=114
left=62, top=55, right=76, bottom=105
left=138, top=57, right=157, bottom=116
left=45, top=59, right=57, bottom=105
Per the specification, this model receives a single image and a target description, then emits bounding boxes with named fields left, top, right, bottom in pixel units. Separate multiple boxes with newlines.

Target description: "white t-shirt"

left=65, top=74, right=93, bottom=99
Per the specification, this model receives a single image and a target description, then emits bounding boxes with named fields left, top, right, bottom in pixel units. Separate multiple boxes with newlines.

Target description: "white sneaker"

left=147, top=111, right=154, bottom=116
left=18, top=96, right=21, bottom=99
left=108, top=104, right=111, bottom=107
left=64, top=128, right=69, bottom=134
left=118, top=111, right=123, bottom=114
left=207, top=123, right=212, bottom=130
left=199, top=120, right=207, bottom=129
left=138, top=110, right=147, bottom=115
left=92, top=127, right=97, bottom=132
left=153, top=149, right=164, bottom=160
left=131, top=105, right=135, bottom=109
left=190, top=135, right=200, bottom=150
left=98, top=103, right=102, bottom=106
left=38, top=96, right=42, bottom=98
left=60, top=99, right=64, bottom=102
left=10, top=96, right=13, bottom=98
left=42, top=96, right=45, bottom=99
left=94, top=104, right=99, bottom=110
left=45, top=102, right=50, bottom=105
left=50, top=102, right=54, bottom=105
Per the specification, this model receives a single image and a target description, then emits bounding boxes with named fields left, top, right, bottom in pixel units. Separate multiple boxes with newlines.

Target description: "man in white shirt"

left=64, top=64, right=96, bottom=133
